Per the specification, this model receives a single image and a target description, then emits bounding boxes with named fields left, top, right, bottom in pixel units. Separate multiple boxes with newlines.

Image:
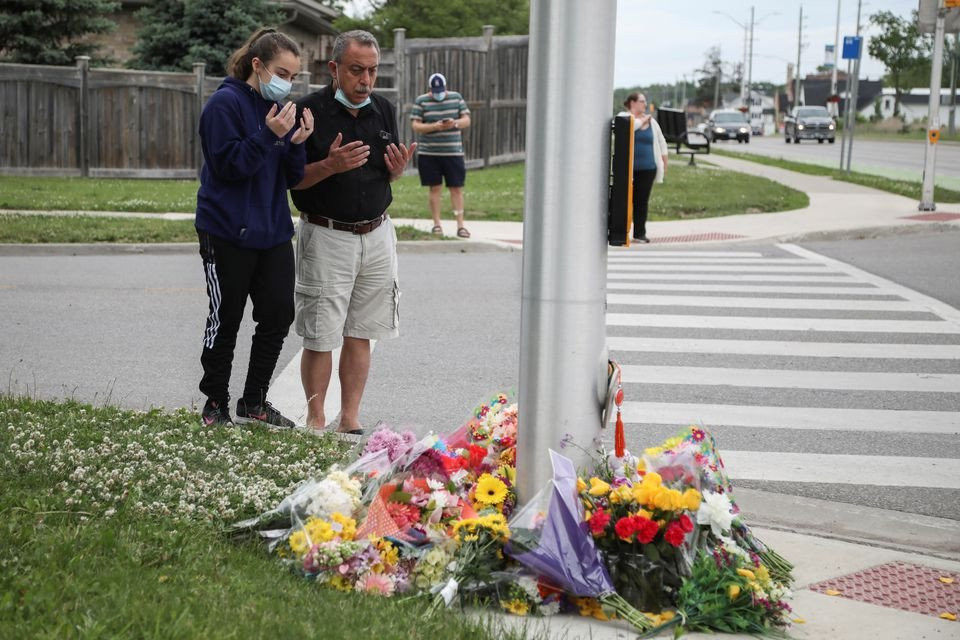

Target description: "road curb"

left=736, top=487, right=960, bottom=562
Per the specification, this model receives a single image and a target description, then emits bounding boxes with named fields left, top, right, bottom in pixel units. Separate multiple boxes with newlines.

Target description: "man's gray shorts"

left=294, top=216, right=399, bottom=352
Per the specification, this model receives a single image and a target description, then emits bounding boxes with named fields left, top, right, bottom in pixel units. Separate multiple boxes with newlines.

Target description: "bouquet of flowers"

left=644, top=426, right=794, bottom=584
left=579, top=450, right=702, bottom=612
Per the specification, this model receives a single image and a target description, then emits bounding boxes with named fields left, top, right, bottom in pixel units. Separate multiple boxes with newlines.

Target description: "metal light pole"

left=714, top=11, right=749, bottom=103
left=795, top=5, right=804, bottom=108
left=831, top=0, right=842, bottom=118
left=845, top=0, right=863, bottom=173
left=920, top=0, right=948, bottom=211
left=517, top=0, right=616, bottom=502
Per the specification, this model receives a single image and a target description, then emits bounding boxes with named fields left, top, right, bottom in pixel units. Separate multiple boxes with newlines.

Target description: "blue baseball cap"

left=429, top=73, right=446, bottom=98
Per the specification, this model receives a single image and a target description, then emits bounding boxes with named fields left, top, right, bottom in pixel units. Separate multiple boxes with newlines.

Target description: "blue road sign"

left=842, top=36, right=862, bottom=60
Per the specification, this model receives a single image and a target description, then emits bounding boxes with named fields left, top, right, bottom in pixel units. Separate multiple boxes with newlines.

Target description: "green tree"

left=335, top=0, right=529, bottom=48
left=0, top=0, right=119, bottom=65
left=867, top=9, right=931, bottom=116
left=129, top=0, right=280, bottom=75
left=127, top=0, right=187, bottom=71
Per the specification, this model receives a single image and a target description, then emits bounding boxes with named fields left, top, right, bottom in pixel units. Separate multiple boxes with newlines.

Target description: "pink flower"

left=358, top=572, right=395, bottom=596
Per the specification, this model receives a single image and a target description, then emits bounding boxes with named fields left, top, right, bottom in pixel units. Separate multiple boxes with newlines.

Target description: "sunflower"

left=475, top=473, right=508, bottom=505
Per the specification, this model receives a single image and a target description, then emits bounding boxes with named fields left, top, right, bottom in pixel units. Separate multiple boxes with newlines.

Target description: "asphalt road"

left=1, top=229, right=958, bottom=522
left=715, top=134, right=960, bottom=190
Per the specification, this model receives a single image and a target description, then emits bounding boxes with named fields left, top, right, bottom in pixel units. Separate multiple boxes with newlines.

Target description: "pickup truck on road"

left=784, top=106, right=836, bottom=144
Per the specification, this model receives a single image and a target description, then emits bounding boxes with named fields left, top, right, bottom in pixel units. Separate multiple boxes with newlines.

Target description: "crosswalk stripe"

left=607, top=257, right=813, bottom=264
left=607, top=313, right=960, bottom=333
left=607, top=336, right=960, bottom=359
left=607, top=293, right=921, bottom=312
left=608, top=264, right=836, bottom=273
left=780, top=244, right=960, bottom=325
left=617, top=401, right=960, bottom=433
left=606, top=282, right=895, bottom=295
left=718, top=451, right=960, bottom=488
left=620, top=364, right=960, bottom=393
left=608, top=250, right=765, bottom=257
left=607, top=273, right=861, bottom=283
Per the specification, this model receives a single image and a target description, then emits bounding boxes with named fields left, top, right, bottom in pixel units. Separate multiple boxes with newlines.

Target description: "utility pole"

left=714, top=46, right=722, bottom=108
left=920, top=0, right=948, bottom=211
left=845, top=0, right=863, bottom=173
left=795, top=5, right=804, bottom=108
left=747, top=6, right=755, bottom=114
left=831, top=0, right=842, bottom=118
left=949, top=34, right=958, bottom=137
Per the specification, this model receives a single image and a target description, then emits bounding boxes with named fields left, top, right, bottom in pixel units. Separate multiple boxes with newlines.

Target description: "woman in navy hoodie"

left=195, top=28, right=313, bottom=427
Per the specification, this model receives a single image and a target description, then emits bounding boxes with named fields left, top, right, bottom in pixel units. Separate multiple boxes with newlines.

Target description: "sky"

left=343, top=0, right=925, bottom=89
left=613, top=0, right=922, bottom=88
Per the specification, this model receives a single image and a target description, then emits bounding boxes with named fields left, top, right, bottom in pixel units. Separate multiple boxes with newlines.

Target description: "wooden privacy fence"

left=0, top=27, right=527, bottom=178
left=394, top=27, right=530, bottom=169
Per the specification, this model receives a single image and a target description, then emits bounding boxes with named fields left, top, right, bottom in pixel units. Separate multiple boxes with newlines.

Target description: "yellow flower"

left=609, top=485, right=634, bottom=504
left=644, top=446, right=664, bottom=457
left=305, top=517, right=335, bottom=543
left=331, top=512, right=357, bottom=540
left=728, top=584, right=741, bottom=600
left=501, top=598, right=529, bottom=616
left=636, top=459, right=646, bottom=473
left=475, top=474, right=509, bottom=505
left=654, top=488, right=684, bottom=511
left=588, top=477, right=611, bottom=497
left=577, top=477, right=588, bottom=493
left=635, top=484, right=662, bottom=510
left=288, top=530, right=310, bottom=557
left=377, top=539, right=399, bottom=566
left=755, top=564, right=771, bottom=584
left=642, top=471, right=663, bottom=487
left=737, top=568, right=756, bottom=580
left=681, top=488, right=702, bottom=511
left=663, top=436, right=683, bottom=450
left=328, top=575, right=353, bottom=592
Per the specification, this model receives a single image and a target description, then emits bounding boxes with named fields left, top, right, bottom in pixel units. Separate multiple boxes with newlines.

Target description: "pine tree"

left=127, top=0, right=187, bottom=71
left=128, top=0, right=280, bottom=75
left=0, top=0, right=119, bottom=65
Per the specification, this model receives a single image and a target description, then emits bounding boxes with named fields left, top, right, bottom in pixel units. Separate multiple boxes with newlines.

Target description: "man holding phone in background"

left=410, top=73, right=472, bottom=238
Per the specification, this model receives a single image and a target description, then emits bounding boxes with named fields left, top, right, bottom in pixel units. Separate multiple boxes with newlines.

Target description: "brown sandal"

left=431, top=225, right=443, bottom=235
left=456, top=227, right=471, bottom=239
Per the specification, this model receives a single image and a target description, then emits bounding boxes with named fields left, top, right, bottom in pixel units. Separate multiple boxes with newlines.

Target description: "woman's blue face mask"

left=257, top=65, right=292, bottom=102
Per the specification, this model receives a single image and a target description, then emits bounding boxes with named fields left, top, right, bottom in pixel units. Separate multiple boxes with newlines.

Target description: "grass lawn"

left=0, top=396, right=532, bottom=639
left=713, top=149, right=960, bottom=203
left=0, top=214, right=438, bottom=244
left=0, top=160, right=807, bottom=225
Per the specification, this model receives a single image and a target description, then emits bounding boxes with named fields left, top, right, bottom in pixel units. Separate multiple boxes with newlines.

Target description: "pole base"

left=918, top=201, right=937, bottom=212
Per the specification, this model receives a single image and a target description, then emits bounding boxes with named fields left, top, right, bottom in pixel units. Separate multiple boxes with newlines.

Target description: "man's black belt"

left=301, top=212, right=386, bottom=235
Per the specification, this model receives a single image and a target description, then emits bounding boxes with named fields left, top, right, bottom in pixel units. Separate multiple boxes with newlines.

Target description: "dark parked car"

left=784, top=106, right=836, bottom=144
left=705, top=109, right=751, bottom=143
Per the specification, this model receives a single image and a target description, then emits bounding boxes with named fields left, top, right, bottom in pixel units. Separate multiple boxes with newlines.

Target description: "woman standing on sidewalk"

left=194, top=27, right=313, bottom=427
left=621, top=93, right=668, bottom=243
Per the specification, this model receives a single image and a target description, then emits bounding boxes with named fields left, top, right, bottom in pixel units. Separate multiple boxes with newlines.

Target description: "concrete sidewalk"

left=486, top=522, right=960, bottom=639
left=397, top=152, right=960, bottom=247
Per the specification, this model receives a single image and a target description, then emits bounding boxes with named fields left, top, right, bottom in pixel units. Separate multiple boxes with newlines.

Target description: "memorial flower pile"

left=230, top=394, right=794, bottom=637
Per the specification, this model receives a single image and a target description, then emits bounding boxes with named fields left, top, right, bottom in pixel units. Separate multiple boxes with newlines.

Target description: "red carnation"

left=634, top=516, right=659, bottom=544
left=589, top=508, right=611, bottom=536
left=664, top=522, right=686, bottom=547
left=467, top=444, right=488, bottom=469
left=678, top=514, right=694, bottom=533
left=614, top=516, right=636, bottom=541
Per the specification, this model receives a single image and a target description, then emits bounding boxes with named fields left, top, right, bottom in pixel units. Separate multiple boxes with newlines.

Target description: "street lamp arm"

left=712, top=10, right=746, bottom=29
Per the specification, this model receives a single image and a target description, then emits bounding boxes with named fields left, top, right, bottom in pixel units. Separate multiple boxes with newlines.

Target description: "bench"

left=656, top=107, right=710, bottom=166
